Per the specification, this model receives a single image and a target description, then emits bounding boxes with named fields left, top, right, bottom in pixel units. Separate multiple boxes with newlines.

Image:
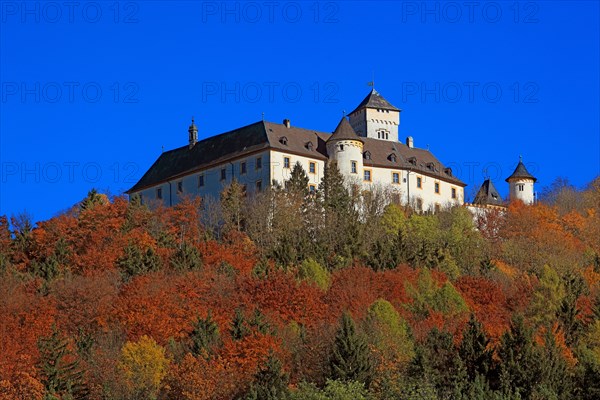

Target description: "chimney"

left=406, top=136, right=414, bottom=148
left=283, top=118, right=291, bottom=128
left=188, top=117, right=198, bottom=149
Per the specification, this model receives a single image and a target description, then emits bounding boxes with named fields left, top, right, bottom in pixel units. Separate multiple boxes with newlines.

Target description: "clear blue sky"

left=1, top=0, right=599, bottom=222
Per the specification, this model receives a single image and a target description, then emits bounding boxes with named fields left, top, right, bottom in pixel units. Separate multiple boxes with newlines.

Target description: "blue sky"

left=1, top=0, right=599, bottom=222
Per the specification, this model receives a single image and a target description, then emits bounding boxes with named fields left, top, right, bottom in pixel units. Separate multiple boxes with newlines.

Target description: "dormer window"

left=444, top=167, right=452, bottom=176
left=427, top=162, right=435, bottom=171
left=364, top=151, right=371, bottom=160
left=279, top=136, right=288, bottom=145
left=305, top=141, right=314, bottom=151
left=388, top=153, right=397, bottom=163
left=408, top=157, right=417, bottom=166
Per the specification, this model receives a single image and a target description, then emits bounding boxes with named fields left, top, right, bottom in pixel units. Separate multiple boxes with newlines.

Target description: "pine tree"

left=318, top=161, right=351, bottom=213
left=246, top=353, right=289, bottom=400
left=285, top=162, right=310, bottom=198
left=329, top=312, right=372, bottom=387
left=38, top=326, right=89, bottom=400
left=459, top=314, right=493, bottom=382
left=79, top=188, right=105, bottom=212
left=170, top=241, right=202, bottom=271
left=220, top=179, right=246, bottom=233
left=190, top=311, right=220, bottom=357
left=117, top=245, right=161, bottom=278
left=230, top=308, right=250, bottom=341
left=497, top=315, right=540, bottom=398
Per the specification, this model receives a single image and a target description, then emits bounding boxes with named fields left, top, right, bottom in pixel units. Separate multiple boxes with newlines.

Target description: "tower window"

left=241, top=161, right=247, bottom=174
left=417, top=176, right=422, bottom=188
left=351, top=161, right=357, bottom=174
left=339, top=144, right=344, bottom=151
left=309, top=162, right=316, bottom=174
left=435, top=182, right=440, bottom=194
left=220, top=168, right=226, bottom=181
left=284, top=157, right=290, bottom=168
left=518, top=184, right=524, bottom=191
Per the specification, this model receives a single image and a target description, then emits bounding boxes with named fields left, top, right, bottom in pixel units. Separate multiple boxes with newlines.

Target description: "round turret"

left=505, top=156, right=537, bottom=204
left=326, top=117, right=364, bottom=181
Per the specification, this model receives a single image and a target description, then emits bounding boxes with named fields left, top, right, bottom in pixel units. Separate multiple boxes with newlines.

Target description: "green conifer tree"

left=329, top=312, right=372, bottom=387
left=246, top=353, right=289, bottom=400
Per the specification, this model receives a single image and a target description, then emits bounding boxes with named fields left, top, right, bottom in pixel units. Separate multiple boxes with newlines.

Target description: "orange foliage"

left=0, top=277, right=56, bottom=378
left=456, top=276, right=511, bottom=341
left=241, top=271, right=327, bottom=327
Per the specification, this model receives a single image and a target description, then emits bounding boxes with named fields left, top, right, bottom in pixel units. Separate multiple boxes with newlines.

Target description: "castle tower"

left=326, top=116, right=364, bottom=181
left=348, top=88, right=401, bottom=142
left=188, top=117, right=198, bottom=149
left=505, top=156, right=537, bottom=204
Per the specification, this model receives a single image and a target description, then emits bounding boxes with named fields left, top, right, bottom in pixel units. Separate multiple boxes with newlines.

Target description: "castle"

left=127, top=88, right=536, bottom=211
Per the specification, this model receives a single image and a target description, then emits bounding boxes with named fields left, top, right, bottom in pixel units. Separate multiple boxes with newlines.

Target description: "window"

left=284, top=157, right=290, bottom=169
left=220, top=168, right=226, bottom=181
left=256, top=156, right=262, bottom=169
left=518, top=184, right=524, bottom=191
left=435, top=203, right=441, bottom=213
left=435, top=182, right=440, bottom=194
left=351, top=161, right=357, bottom=174
left=279, top=136, right=288, bottom=145
left=256, top=180, right=262, bottom=192
left=309, top=184, right=316, bottom=194
left=364, top=169, right=372, bottom=182
left=392, top=172, right=400, bottom=184
left=177, top=181, right=183, bottom=193
left=241, top=162, right=247, bottom=175
left=364, top=151, right=371, bottom=160
left=306, top=141, right=314, bottom=151
left=156, top=188, right=162, bottom=199
left=339, top=144, right=344, bottom=151
left=416, top=198, right=423, bottom=212
left=198, top=175, right=204, bottom=187
left=389, top=153, right=397, bottom=163
left=417, top=176, right=422, bottom=188
left=309, top=162, right=316, bottom=174
left=451, top=187, right=456, bottom=199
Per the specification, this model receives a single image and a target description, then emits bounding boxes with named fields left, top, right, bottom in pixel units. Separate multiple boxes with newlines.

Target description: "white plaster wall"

left=269, top=150, right=325, bottom=189
left=508, top=179, right=535, bottom=204
left=133, top=150, right=271, bottom=206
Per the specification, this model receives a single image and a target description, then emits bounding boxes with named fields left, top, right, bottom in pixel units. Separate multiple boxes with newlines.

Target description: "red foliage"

left=456, top=276, right=512, bottom=341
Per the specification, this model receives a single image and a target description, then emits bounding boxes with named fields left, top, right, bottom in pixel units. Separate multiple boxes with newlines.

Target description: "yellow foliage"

left=118, top=335, right=169, bottom=400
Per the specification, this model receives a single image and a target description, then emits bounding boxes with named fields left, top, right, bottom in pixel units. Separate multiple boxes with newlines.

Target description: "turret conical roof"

left=506, top=157, right=537, bottom=182
left=328, top=117, right=364, bottom=143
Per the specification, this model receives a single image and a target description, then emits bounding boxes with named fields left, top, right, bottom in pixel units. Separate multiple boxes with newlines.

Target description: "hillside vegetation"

left=1, top=163, right=599, bottom=400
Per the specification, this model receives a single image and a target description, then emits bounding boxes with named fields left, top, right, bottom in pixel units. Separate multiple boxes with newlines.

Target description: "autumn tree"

left=118, top=335, right=169, bottom=400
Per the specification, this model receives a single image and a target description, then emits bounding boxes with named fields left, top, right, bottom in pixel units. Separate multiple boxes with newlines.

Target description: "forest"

left=0, top=162, right=599, bottom=400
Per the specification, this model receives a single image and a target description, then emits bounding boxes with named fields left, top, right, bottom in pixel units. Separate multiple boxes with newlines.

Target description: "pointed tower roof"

left=349, top=88, right=400, bottom=114
left=505, top=156, right=537, bottom=182
left=328, top=117, right=364, bottom=143
left=473, top=179, right=504, bottom=206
